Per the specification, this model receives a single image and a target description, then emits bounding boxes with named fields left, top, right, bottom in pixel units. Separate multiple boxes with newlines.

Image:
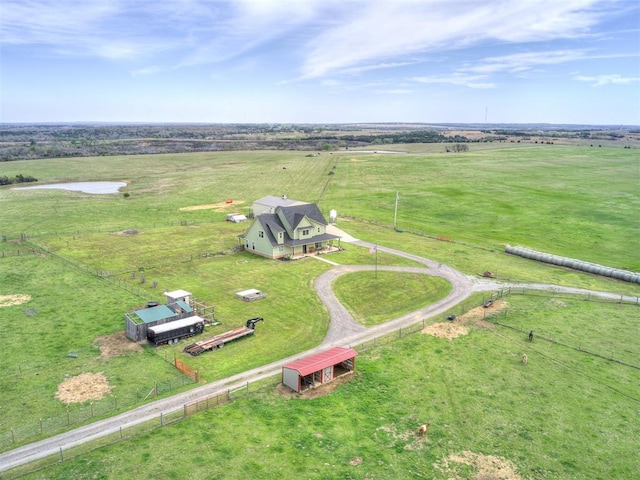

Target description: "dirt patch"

left=116, top=229, right=139, bottom=236
left=275, top=372, right=357, bottom=399
left=0, top=294, right=31, bottom=307
left=422, top=301, right=508, bottom=339
left=179, top=200, right=245, bottom=211
left=422, top=322, right=469, bottom=339
left=458, top=300, right=508, bottom=326
left=94, top=331, right=143, bottom=358
left=55, top=372, right=112, bottom=404
left=434, top=450, right=524, bottom=480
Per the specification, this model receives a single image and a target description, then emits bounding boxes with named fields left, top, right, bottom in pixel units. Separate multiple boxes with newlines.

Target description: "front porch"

left=288, top=242, right=342, bottom=260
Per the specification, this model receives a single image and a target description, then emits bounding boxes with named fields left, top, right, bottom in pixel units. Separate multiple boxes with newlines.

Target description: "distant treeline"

left=309, top=130, right=470, bottom=144
left=0, top=124, right=474, bottom=161
left=0, top=174, right=38, bottom=185
left=0, top=123, right=635, bottom=161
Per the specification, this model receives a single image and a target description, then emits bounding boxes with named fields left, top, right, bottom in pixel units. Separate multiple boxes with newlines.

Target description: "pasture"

left=14, top=294, right=640, bottom=480
left=0, top=142, right=638, bottom=477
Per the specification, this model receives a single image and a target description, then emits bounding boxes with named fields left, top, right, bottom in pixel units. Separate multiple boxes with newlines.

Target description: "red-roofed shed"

left=282, top=347, right=358, bottom=392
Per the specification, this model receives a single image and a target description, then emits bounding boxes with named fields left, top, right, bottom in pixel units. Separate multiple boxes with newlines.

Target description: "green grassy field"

left=15, top=296, right=640, bottom=480
left=0, top=142, right=638, bottom=478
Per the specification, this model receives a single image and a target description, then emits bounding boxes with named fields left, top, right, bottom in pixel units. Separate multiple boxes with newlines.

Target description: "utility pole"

left=393, top=191, right=399, bottom=231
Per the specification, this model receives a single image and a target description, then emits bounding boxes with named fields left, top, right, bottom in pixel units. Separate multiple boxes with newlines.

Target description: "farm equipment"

left=183, top=318, right=263, bottom=356
left=147, top=316, right=205, bottom=346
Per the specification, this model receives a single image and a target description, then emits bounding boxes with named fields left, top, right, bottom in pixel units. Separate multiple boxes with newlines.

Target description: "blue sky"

left=2, top=0, right=639, bottom=125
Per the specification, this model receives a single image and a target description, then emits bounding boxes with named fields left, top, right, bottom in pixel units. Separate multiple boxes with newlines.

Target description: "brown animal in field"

left=522, top=353, right=528, bottom=365
left=418, top=423, right=430, bottom=436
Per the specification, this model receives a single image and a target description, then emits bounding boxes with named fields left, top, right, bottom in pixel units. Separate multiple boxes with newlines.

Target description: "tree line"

left=0, top=174, right=38, bottom=185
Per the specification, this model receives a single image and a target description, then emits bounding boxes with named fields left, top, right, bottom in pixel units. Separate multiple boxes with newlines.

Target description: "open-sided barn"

left=282, top=347, right=357, bottom=393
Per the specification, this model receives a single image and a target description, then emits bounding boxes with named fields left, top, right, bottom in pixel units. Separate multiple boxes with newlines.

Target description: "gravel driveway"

left=1, top=233, right=633, bottom=471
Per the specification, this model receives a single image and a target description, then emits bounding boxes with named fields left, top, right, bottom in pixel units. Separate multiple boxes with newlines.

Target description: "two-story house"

left=241, top=200, right=340, bottom=259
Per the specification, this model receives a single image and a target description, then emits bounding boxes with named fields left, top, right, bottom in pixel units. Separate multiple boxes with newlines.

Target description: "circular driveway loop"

left=0, top=230, right=635, bottom=471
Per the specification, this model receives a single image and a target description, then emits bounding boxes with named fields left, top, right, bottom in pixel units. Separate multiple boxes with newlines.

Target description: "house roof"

left=254, top=195, right=305, bottom=209
left=255, top=212, right=339, bottom=247
left=278, top=203, right=328, bottom=228
left=256, top=213, right=282, bottom=245
left=283, top=347, right=357, bottom=377
left=285, top=232, right=340, bottom=246
left=135, top=305, right=178, bottom=324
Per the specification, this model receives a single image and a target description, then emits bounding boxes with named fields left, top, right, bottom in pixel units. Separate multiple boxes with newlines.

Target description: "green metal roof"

left=175, top=299, right=193, bottom=313
left=135, top=305, right=177, bottom=324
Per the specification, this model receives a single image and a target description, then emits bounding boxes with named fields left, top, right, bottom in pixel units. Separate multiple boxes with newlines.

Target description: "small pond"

left=12, top=181, right=127, bottom=195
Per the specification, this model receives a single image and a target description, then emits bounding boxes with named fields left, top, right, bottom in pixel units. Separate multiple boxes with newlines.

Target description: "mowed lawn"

left=0, top=143, right=638, bottom=477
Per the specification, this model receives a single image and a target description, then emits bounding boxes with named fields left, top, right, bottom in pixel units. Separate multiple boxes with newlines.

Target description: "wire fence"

left=0, top=378, right=278, bottom=480
left=350, top=287, right=640, bottom=369
left=2, top=287, right=638, bottom=477
left=0, top=373, right=195, bottom=453
left=5, top=238, right=237, bottom=303
left=1, top=220, right=205, bottom=243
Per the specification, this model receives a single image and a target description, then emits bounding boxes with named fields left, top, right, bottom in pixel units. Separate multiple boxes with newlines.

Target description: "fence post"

left=60, top=447, right=63, bottom=462
left=11, top=428, right=15, bottom=443
left=120, top=426, right=123, bottom=440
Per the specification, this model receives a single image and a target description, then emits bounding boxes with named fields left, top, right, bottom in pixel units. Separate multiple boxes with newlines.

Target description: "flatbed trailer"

left=183, top=318, right=263, bottom=356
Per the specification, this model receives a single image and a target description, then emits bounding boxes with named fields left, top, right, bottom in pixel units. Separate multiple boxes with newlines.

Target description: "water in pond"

left=12, top=181, right=127, bottom=195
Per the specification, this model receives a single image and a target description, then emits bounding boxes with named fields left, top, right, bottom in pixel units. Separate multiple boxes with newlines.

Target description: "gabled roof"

left=256, top=213, right=283, bottom=245
left=255, top=212, right=339, bottom=247
left=277, top=203, right=328, bottom=229
left=283, top=347, right=357, bottom=376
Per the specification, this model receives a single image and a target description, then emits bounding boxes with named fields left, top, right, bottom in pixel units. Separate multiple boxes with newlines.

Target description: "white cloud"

left=0, top=1, right=179, bottom=60
left=130, top=66, right=163, bottom=77
left=464, top=50, right=593, bottom=74
left=299, top=0, right=608, bottom=79
left=1, top=0, right=632, bottom=80
left=376, top=89, right=413, bottom=94
left=573, top=74, right=640, bottom=86
left=412, top=73, right=495, bottom=89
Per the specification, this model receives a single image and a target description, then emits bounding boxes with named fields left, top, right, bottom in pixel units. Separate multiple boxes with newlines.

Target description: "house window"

left=302, top=229, right=309, bottom=236
left=278, top=246, right=284, bottom=252
left=317, top=227, right=320, bottom=233
left=259, top=231, right=264, bottom=238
